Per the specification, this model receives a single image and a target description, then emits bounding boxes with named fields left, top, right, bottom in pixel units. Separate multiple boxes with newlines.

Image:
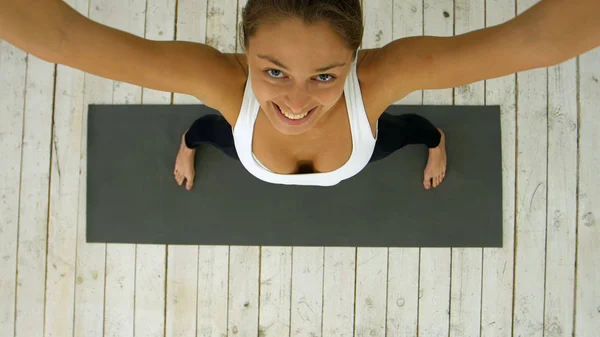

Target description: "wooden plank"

left=481, top=0, right=516, bottom=336
left=14, top=54, right=54, bottom=337
left=173, top=0, right=208, bottom=105
left=0, top=39, right=27, bottom=337
left=228, top=246, right=260, bottom=337
left=259, top=247, right=292, bottom=337
left=44, top=2, right=89, bottom=336
left=197, top=246, right=229, bottom=337
left=418, top=249, right=451, bottom=337
left=423, top=0, right=454, bottom=104
left=386, top=249, right=419, bottom=337
left=454, top=0, right=484, bottom=105
left=450, top=2, right=484, bottom=337
left=392, top=0, right=423, bottom=105
left=105, top=244, right=136, bottom=337
left=513, top=1, right=548, bottom=336
left=132, top=1, right=175, bottom=337
left=142, top=0, right=176, bottom=104
left=165, top=246, right=198, bottom=337
left=363, top=0, right=393, bottom=49
left=544, top=57, right=578, bottom=337
left=237, top=0, right=248, bottom=53
left=290, top=248, right=324, bottom=337
left=576, top=48, right=600, bottom=337
left=449, top=251, right=482, bottom=337
left=354, top=249, right=388, bottom=337
left=353, top=2, right=391, bottom=337
left=322, top=248, right=355, bottom=337
left=102, top=1, right=147, bottom=336
left=135, top=245, right=166, bottom=337
left=206, top=0, right=237, bottom=52
left=419, top=1, right=453, bottom=336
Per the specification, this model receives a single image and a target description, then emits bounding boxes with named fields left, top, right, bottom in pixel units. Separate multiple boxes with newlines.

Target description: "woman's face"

left=246, top=18, right=355, bottom=136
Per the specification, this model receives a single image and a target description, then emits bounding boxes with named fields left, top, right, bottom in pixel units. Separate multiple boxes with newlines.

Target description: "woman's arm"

left=363, top=0, right=600, bottom=108
left=0, top=0, right=245, bottom=117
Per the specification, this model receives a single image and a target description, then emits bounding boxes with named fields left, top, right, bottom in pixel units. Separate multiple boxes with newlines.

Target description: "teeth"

left=276, top=104, right=310, bottom=120
left=282, top=109, right=309, bottom=120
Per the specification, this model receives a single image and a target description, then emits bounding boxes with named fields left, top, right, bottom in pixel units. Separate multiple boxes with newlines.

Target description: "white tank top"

left=232, top=59, right=377, bottom=186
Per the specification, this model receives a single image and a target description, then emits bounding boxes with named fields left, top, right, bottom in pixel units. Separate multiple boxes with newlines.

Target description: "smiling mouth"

left=273, top=103, right=315, bottom=120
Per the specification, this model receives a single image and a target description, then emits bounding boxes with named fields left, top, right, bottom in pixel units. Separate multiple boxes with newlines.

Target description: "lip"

left=272, top=102, right=316, bottom=126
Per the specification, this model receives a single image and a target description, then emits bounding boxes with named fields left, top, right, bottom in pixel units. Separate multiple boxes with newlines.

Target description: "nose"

left=284, top=83, right=311, bottom=113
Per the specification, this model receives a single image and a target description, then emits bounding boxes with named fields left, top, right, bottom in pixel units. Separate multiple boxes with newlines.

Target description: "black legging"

left=369, top=112, right=441, bottom=162
left=183, top=112, right=441, bottom=162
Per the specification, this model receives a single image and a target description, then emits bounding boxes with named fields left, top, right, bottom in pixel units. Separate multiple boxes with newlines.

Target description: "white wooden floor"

left=1, top=0, right=599, bottom=336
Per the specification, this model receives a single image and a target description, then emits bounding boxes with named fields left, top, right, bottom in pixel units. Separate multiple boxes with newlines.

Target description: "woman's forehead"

left=250, top=18, right=346, bottom=48
left=247, top=20, right=353, bottom=67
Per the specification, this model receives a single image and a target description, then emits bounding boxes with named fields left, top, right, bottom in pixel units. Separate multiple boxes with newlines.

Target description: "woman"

left=1, top=0, right=598, bottom=189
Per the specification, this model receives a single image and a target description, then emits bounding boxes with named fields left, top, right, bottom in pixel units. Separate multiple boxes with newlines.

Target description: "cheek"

left=317, top=84, right=345, bottom=106
left=251, top=80, right=277, bottom=104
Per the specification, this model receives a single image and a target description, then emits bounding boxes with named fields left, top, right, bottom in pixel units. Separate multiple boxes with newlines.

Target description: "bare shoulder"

left=355, top=48, right=413, bottom=123
left=203, top=52, right=248, bottom=126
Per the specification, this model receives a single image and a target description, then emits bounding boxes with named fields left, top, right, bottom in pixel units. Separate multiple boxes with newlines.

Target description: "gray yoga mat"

left=86, top=104, right=503, bottom=247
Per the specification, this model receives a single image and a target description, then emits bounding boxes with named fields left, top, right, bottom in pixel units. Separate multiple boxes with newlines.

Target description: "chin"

left=274, top=123, right=312, bottom=136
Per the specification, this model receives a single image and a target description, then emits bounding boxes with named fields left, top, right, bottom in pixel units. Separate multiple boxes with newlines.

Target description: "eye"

left=315, top=74, right=336, bottom=82
left=266, top=69, right=285, bottom=78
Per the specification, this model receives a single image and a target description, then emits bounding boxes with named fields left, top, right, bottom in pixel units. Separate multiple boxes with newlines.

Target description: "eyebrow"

left=257, top=54, right=346, bottom=72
